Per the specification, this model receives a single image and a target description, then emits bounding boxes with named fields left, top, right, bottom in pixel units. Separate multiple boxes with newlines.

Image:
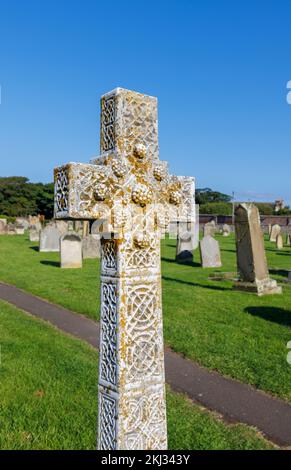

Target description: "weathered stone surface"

left=6, top=223, right=17, bottom=235
left=168, top=221, right=178, bottom=239
left=82, top=234, right=101, bottom=259
left=276, top=234, right=284, bottom=250
left=270, top=224, right=281, bottom=242
left=55, top=88, right=198, bottom=450
left=29, top=226, right=40, bottom=242
left=203, top=220, right=216, bottom=237
left=193, top=204, right=200, bottom=250
left=54, top=220, right=69, bottom=235
left=91, top=220, right=104, bottom=235
left=0, top=219, right=7, bottom=234
left=222, top=224, right=231, bottom=237
left=16, top=217, right=29, bottom=229
left=28, top=215, right=41, bottom=225
left=60, top=232, right=82, bottom=268
left=199, top=235, right=222, bottom=268
left=54, top=88, right=195, bottom=450
left=176, top=222, right=194, bottom=264
left=15, top=225, right=25, bottom=235
left=234, top=204, right=281, bottom=296
left=39, top=224, right=62, bottom=252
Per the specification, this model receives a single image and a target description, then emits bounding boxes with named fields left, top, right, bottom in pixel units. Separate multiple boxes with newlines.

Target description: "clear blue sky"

left=1, top=0, right=291, bottom=204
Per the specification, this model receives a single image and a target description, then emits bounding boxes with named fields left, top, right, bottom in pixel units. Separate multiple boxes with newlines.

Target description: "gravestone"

left=16, top=217, right=29, bottom=229
left=270, top=224, right=281, bottom=242
left=15, top=225, right=25, bottom=235
left=168, top=221, right=178, bottom=239
left=91, top=220, right=104, bottom=235
left=193, top=204, right=200, bottom=250
left=199, top=235, right=222, bottom=268
left=39, top=224, right=62, bottom=252
left=222, top=224, right=231, bottom=237
left=234, top=204, right=281, bottom=296
left=82, top=220, right=90, bottom=238
left=60, top=232, right=82, bottom=268
left=176, top=222, right=194, bottom=264
left=0, top=219, right=7, bottom=234
left=54, top=220, right=69, bottom=235
left=82, top=234, right=101, bottom=259
left=6, top=223, right=17, bottom=235
left=286, top=233, right=291, bottom=246
left=54, top=87, right=195, bottom=450
left=29, top=225, right=40, bottom=242
left=276, top=234, right=284, bottom=250
left=74, top=220, right=84, bottom=236
left=204, top=220, right=216, bottom=237
left=29, top=215, right=41, bottom=225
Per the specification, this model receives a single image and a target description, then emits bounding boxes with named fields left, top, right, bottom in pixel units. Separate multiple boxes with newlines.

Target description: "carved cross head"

left=54, top=88, right=194, bottom=243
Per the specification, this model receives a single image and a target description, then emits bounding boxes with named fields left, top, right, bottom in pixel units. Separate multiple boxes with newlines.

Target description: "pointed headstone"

left=234, top=204, right=281, bottom=296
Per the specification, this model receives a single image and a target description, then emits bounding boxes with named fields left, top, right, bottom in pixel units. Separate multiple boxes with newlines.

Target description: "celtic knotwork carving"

left=55, top=168, right=69, bottom=213
left=100, top=283, right=118, bottom=386
left=123, top=234, right=158, bottom=269
left=102, top=240, right=117, bottom=271
left=122, top=388, right=167, bottom=450
left=101, top=97, right=116, bottom=151
left=98, top=391, right=117, bottom=450
left=126, top=284, right=162, bottom=382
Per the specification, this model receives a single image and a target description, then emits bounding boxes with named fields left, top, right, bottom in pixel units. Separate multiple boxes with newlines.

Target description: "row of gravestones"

left=174, top=220, right=227, bottom=268
left=174, top=209, right=289, bottom=283
left=0, top=216, right=44, bottom=236
left=182, top=204, right=282, bottom=295
left=32, top=219, right=102, bottom=268
left=269, top=223, right=291, bottom=249
left=0, top=218, right=27, bottom=235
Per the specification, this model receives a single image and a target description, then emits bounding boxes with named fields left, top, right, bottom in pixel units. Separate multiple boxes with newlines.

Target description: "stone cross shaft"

left=54, top=88, right=194, bottom=450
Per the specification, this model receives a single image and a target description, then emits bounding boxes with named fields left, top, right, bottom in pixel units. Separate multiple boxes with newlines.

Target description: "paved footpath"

left=1, top=281, right=291, bottom=447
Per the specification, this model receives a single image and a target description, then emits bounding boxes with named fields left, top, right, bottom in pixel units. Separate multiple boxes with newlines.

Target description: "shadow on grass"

left=272, top=252, right=291, bottom=256
left=29, top=246, right=39, bottom=252
left=162, top=275, right=232, bottom=291
left=245, top=306, right=291, bottom=327
left=161, top=257, right=200, bottom=268
left=221, top=249, right=236, bottom=253
left=269, top=269, right=290, bottom=277
left=40, top=260, right=60, bottom=268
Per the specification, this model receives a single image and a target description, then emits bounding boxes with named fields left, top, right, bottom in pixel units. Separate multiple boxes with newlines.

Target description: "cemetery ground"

left=0, top=233, right=291, bottom=449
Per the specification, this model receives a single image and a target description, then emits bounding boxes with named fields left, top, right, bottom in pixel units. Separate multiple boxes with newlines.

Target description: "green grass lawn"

left=0, top=233, right=291, bottom=402
left=0, top=300, right=274, bottom=450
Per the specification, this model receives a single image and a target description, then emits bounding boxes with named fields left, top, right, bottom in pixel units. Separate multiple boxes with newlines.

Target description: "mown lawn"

left=0, top=300, right=274, bottom=450
left=0, top=233, right=291, bottom=402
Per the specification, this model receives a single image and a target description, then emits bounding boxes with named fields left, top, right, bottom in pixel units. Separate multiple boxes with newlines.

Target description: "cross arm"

left=54, top=162, right=112, bottom=220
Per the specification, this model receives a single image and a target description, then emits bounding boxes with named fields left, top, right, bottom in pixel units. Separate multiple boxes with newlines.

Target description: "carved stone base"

left=234, top=279, right=282, bottom=296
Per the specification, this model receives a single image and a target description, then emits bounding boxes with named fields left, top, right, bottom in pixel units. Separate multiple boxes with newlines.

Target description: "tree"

left=200, top=202, right=232, bottom=215
left=0, top=177, right=54, bottom=218
left=195, top=188, right=232, bottom=205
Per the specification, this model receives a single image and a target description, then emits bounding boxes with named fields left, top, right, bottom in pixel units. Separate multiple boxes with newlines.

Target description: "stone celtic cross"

left=54, top=88, right=194, bottom=450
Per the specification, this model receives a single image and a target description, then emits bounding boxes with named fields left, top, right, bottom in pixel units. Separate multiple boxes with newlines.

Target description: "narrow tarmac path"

left=1, top=281, right=291, bottom=447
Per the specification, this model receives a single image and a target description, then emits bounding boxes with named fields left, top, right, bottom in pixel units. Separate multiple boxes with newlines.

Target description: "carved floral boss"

left=54, top=143, right=185, bottom=242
